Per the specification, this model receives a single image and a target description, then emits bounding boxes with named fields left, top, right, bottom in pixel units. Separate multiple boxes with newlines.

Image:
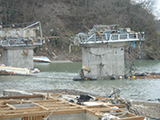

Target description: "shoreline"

left=50, top=60, right=73, bottom=63
left=0, top=58, right=74, bottom=65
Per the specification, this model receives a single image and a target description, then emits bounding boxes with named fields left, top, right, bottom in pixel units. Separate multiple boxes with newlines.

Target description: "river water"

left=0, top=60, right=160, bottom=100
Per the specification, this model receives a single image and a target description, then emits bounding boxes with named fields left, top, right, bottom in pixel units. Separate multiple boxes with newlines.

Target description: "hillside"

left=0, top=0, right=160, bottom=61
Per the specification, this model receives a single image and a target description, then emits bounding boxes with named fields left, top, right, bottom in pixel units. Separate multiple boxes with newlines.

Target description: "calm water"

left=0, top=60, right=160, bottom=100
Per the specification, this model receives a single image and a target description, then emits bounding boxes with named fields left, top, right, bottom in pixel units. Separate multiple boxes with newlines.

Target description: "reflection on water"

left=135, top=60, right=160, bottom=72
left=0, top=60, right=160, bottom=100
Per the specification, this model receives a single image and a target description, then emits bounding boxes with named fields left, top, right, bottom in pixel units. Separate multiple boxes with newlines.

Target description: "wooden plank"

left=38, top=103, right=72, bottom=108
left=0, top=107, right=11, bottom=111
left=30, top=102, right=49, bottom=111
left=11, top=99, right=50, bottom=111
left=0, top=107, right=81, bottom=115
left=123, top=112, right=138, bottom=117
left=0, top=100, right=62, bottom=108
left=107, top=104, right=126, bottom=108
left=30, top=100, right=63, bottom=104
left=120, top=116, right=145, bottom=120
left=48, top=95, right=64, bottom=101
left=86, top=105, right=103, bottom=108
left=49, top=93, right=61, bottom=96
left=88, top=107, right=121, bottom=112
left=21, top=99, right=60, bottom=104
left=21, top=100, right=71, bottom=107
left=0, top=99, right=22, bottom=105
left=0, top=105, right=8, bottom=108
left=0, top=95, right=44, bottom=100
left=0, top=107, right=42, bottom=113
left=0, top=109, right=86, bottom=119
left=6, top=103, right=16, bottom=110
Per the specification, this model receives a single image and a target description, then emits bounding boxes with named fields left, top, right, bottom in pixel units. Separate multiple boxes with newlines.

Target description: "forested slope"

left=0, top=0, right=160, bottom=60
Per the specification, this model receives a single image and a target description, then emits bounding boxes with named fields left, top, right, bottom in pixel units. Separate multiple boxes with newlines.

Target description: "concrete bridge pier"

left=2, top=46, right=35, bottom=68
left=82, top=43, right=125, bottom=80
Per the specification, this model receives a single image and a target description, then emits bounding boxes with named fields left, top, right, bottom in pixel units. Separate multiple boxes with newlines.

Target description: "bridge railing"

left=77, top=32, right=145, bottom=44
left=0, top=21, right=43, bottom=47
left=0, top=37, right=43, bottom=47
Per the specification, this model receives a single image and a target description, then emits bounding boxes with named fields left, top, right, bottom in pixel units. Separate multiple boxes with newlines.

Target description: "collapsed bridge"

left=0, top=21, right=43, bottom=68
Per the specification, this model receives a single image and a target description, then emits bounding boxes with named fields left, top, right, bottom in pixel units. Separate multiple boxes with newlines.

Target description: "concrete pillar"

left=82, top=43, right=125, bottom=79
left=2, top=46, right=35, bottom=68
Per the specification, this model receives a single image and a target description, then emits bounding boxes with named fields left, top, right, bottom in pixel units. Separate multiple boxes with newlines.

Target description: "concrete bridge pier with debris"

left=2, top=46, right=35, bottom=68
left=82, top=43, right=125, bottom=79
left=0, top=21, right=43, bottom=69
left=74, top=24, right=145, bottom=80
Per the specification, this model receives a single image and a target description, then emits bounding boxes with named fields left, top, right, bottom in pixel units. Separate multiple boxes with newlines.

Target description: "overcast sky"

left=132, top=0, right=160, bottom=19
left=156, top=0, right=160, bottom=19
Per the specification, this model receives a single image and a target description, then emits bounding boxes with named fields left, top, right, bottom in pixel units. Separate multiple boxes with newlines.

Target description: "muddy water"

left=0, top=60, right=160, bottom=100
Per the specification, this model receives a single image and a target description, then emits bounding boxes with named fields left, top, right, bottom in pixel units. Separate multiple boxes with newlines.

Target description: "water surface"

left=0, top=60, right=160, bottom=100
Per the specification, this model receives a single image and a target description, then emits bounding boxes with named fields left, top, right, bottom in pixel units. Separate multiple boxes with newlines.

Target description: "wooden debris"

left=0, top=94, right=145, bottom=120
left=6, top=103, right=16, bottom=110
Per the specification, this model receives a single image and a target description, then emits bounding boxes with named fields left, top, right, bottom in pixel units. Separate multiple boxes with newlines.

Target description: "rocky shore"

left=30, top=89, right=96, bottom=96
